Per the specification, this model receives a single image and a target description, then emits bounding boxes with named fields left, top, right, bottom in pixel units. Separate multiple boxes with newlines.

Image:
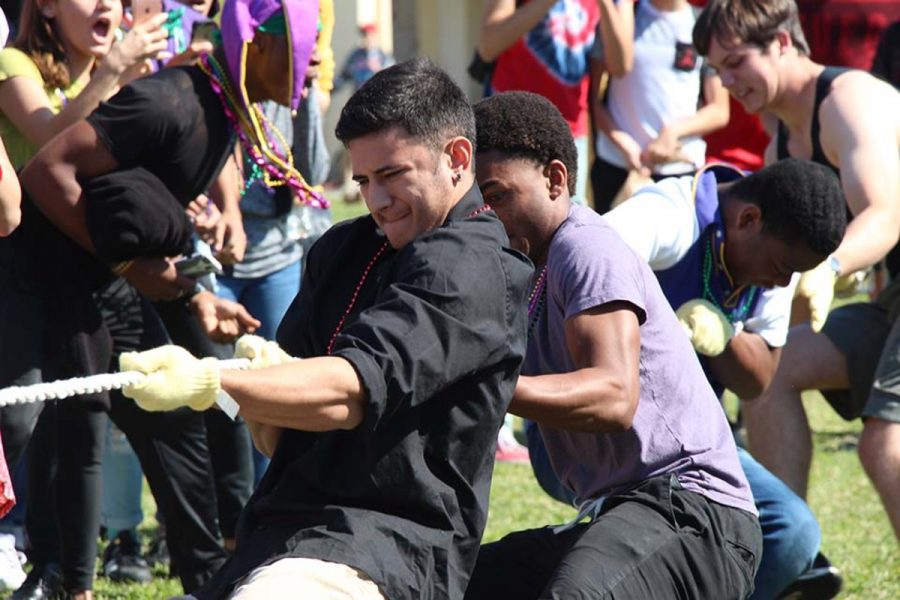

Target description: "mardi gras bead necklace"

left=527, top=266, right=548, bottom=340
left=198, top=54, right=327, bottom=209
left=326, top=204, right=494, bottom=355
left=702, top=231, right=758, bottom=324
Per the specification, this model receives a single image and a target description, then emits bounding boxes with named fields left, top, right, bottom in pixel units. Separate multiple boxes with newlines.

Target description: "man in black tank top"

left=694, top=0, right=900, bottom=544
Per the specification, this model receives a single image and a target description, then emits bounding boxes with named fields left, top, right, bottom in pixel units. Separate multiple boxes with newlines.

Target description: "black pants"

left=22, top=279, right=228, bottom=592
left=465, top=475, right=762, bottom=600
left=154, top=298, right=253, bottom=540
left=0, top=269, right=50, bottom=473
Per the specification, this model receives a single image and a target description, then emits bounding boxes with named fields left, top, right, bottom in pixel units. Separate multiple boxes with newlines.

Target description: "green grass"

left=327, top=190, right=368, bottom=224
left=45, top=394, right=894, bottom=599
left=801, top=393, right=899, bottom=598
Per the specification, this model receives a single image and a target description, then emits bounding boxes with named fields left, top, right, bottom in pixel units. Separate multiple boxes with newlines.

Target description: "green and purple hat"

left=220, top=0, right=319, bottom=112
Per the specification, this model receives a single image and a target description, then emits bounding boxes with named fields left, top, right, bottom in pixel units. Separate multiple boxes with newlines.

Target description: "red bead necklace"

left=326, top=204, right=492, bottom=355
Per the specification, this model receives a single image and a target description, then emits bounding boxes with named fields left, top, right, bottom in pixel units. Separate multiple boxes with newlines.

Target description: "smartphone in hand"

left=175, top=254, right=223, bottom=278
left=132, top=0, right=163, bottom=26
left=192, top=20, right=219, bottom=44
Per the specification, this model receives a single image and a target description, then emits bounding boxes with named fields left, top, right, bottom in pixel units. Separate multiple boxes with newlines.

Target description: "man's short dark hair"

left=729, top=158, right=846, bottom=255
left=473, top=92, right=578, bottom=196
left=335, top=58, right=476, bottom=153
left=693, top=0, right=810, bottom=57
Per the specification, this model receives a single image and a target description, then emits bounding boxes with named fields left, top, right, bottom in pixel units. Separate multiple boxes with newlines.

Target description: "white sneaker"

left=0, top=533, right=26, bottom=591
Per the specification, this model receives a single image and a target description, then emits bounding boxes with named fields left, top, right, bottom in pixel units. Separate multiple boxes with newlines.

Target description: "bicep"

left=0, top=76, right=59, bottom=148
left=32, top=121, right=119, bottom=179
left=617, top=1, right=636, bottom=36
left=835, top=135, right=899, bottom=223
left=823, top=85, right=900, bottom=219
left=564, top=302, right=641, bottom=378
left=21, top=121, right=119, bottom=206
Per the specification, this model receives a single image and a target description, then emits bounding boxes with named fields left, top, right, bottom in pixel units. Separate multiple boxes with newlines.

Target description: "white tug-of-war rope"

left=0, top=358, right=251, bottom=419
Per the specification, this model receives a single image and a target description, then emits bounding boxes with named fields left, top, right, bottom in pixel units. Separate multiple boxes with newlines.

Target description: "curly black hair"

left=728, top=158, right=847, bottom=255
left=335, top=58, right=476, bottom=152
left=473, top=92, right=578, bottom=196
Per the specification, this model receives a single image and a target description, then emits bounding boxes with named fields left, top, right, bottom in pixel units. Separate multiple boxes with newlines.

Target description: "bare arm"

left=644, top=73, right=730, bottom=168
left=820, top=75, right=900, bottom=275
left=20, top=122, right=195, bottom=300
left=222, top=356, right=366, bottom=445
left=667, top=72, right=730, bottom=139
left=477, top=0, right=557, bottom=62
left=510, top=302, right=640, bottom=432
left=206, top=152, right=246, bottom=262
left=590, top=54, right=610, bottom=130
left=707, top=333, right=781, bottom=399
left=0, top=138, right=21, bottom=236
left=0, top=14, right=169, bottom=150
left=591, top=59, right=646, bottom=173
left=244, top=420, right=283, bottom=458
left=19, top=122, right=115, bottom=252
left=597, top=0, right=634, bottom=77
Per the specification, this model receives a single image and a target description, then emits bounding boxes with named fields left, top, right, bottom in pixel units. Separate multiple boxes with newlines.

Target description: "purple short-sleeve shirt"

left=526, top=205, right=756, bottom=515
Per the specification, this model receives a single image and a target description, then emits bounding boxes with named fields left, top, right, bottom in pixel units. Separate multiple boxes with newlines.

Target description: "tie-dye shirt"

left=489, top=0, right=600, bottom=137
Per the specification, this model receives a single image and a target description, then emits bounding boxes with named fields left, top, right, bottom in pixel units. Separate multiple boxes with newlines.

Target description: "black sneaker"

left=777, top=552, right=843, bottom=599
left=101, top=531, right=152, bottom=584
left=9, top=563, right=63, bottom=600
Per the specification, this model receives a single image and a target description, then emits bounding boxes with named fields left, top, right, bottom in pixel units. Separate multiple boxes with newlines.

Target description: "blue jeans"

left=217, top=260, right=302, bottom=341
left=525, top=422, right=820, bottom=599
left=217, top=261, right=302, bottom=484
left=739, top=447, right=820, bottom=599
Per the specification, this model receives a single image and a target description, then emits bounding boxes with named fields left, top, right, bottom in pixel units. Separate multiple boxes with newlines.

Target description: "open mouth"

left=92, top=18, right=111, bottom=41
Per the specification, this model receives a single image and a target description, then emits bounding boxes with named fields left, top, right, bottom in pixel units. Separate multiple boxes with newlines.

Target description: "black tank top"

left=775, top=66, right=851, bottom=175
left=778, top=67, right=900, bottom=277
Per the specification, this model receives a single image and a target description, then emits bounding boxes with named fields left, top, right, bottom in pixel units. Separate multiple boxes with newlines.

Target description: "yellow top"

left=0, top=47, right=87, bottom=169
left=316, top=0, right=335, bottom=93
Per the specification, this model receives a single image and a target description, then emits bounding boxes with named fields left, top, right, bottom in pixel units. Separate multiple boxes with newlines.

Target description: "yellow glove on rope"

left=676, top=299, right=736, bottom=357
left=120, top=346, right=220, bottom=412
left=794, top=260, right=837, bottom=332
left=234, top=335, right=295, bottom=369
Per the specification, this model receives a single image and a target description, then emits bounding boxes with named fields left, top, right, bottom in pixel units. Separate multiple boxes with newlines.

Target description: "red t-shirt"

left=686, top=0, right=769, bottom=170
left=490, top=0, right=601, bottom=138
left=704, top=97, right=769, bottom=172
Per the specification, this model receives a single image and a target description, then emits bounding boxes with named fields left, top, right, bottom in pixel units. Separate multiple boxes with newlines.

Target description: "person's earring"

left=453, top=172, right=462, bottom=185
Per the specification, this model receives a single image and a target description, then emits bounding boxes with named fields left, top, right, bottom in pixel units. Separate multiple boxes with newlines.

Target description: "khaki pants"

left=172, top=558, right=384, bottom=600
left=231, top=558, right=383, bottom=599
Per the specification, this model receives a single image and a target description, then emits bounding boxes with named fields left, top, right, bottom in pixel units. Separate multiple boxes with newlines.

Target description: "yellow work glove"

left=120, top=345, right=220, bottom=412
left=794, top=260, right=837, bottom=332
left=676, top=299, right=736, bottom=357
left=234, top=335, right=295, bottom=369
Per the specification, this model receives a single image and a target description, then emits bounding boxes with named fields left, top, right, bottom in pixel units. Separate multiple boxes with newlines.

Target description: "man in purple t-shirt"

left=464, top=91, right=761, bottom=598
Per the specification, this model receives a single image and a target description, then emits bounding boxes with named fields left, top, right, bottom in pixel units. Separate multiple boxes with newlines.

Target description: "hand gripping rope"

left=0, top=358, right=251, bottom=420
